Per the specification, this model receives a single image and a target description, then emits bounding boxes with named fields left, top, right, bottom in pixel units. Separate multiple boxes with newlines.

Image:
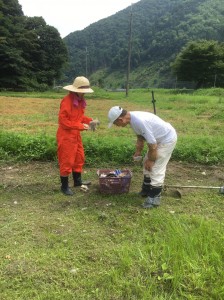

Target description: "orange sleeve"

left=59, top=99, right=85, bottom=130
left=82, top=116, right=93, bottom=124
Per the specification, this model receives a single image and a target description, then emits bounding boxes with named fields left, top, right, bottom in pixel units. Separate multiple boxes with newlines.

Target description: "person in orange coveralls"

left=57, top=76, right=98, bottom=195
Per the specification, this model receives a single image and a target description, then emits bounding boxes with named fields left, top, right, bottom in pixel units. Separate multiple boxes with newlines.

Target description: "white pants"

left=143, top=140, right=177, bottom=187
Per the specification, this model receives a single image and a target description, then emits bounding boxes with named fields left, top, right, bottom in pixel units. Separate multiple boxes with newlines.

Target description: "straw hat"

left=63, top=76, right=94, bottom=93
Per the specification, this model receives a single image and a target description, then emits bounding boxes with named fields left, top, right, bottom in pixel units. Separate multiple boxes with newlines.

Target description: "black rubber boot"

left=148, top=186, right=162, bottom=198
left=72, top=172, right=91, bottom=187
left=142, top=186, right=162, bottom=208
left=138, top=176, right=151, bottom=197
left=60, top=176, right=74, bottom=196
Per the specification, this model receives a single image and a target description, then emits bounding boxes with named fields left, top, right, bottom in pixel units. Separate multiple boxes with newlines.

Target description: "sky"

left=18, top=0, right=140, bottom=38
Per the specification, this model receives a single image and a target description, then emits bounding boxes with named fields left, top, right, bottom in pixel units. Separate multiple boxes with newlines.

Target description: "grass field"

left=0, top=89, right=224, bottom=299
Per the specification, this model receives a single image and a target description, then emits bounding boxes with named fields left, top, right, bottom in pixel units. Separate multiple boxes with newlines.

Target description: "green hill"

left=63, top=0, right=224, bottom=88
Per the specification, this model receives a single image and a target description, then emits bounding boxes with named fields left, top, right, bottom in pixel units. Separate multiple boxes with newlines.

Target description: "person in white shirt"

left=108, top=106, right=177, bottom=209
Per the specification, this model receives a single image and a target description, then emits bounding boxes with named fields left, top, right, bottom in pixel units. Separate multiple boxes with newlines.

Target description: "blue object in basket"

left=114, top=169, right=122, bottom=176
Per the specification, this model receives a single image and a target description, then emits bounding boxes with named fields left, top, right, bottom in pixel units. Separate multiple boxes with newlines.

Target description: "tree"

left=23, top=17, right=68, bottom=87
left=0, top=0, right=68, bottom=90
left=171, top=40, right=224, bottom=88
left=0, top=0, right=26, bottom=88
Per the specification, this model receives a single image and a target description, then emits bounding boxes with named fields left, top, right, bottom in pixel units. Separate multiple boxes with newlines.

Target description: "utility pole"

left=126, top=5, right=133, bottom=97
left=214, top=74, right=217, bottom=88
left=85, top=47, right=88, bottom=77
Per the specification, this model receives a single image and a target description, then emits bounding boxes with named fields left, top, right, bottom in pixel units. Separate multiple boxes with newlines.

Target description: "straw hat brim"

left=63, top=85, right=94, bottom=93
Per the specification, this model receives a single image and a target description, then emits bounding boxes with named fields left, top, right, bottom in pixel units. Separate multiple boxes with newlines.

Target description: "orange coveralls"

left=56, top=92, right=92, bottom=176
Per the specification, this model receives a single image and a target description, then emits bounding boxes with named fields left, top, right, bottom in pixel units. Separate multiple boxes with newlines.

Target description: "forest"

left=0, top=0, right=68, bottom=90
left=1, top=0, right=224, bottom=90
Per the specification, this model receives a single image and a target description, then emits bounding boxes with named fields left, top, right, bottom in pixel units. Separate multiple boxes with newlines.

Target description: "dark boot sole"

left=74, top=181, right=91, bottom=187
left=61, top=188, right=74, bottom=196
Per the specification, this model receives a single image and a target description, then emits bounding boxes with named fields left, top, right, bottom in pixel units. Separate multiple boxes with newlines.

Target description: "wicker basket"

left=97, top=169, right=132, bottom=194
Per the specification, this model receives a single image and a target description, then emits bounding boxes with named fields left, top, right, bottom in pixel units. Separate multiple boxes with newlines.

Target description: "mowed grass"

left=1, top=161, right=224, bottom=300
left=1, top=89, right=224, bottom=299
left=1, top=88, right=224, bottom=139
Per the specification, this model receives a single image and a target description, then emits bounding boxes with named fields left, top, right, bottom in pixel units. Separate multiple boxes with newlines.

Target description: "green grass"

left=1, top=161, right=224, bottom=299
left=1, top=88, right=224, bottom=299
left=0, top=88, right=224, bottom=164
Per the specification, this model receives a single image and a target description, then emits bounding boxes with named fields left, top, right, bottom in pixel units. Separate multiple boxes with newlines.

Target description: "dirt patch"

left=167, top=161, right=224, bottom=185
left=1, top=161, right=223, bottom=191
left=1, top=160, right=224, bottom=224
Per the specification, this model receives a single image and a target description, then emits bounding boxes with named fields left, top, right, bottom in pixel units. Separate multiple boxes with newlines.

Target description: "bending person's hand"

left=144, top=159, right=155, bottom=171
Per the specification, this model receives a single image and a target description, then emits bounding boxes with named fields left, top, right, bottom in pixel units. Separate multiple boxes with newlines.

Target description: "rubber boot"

left=138, top=176, right=151, bottom=197
left=60, top=176, right=74, bottom=196
left=72, top=172, right=91, bottom=187
left=142, top=196, right=154, bottom=208
left=142, top=186, right=162, bottom=209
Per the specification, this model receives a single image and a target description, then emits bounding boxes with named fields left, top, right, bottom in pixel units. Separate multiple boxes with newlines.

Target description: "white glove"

left=89, top=118, right=100, bottom=131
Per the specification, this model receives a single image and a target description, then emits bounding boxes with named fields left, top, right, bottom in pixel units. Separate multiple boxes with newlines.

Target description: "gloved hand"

left=83, top=123, right=89, bottom=130
left=89, top=118, right=100, bottom=131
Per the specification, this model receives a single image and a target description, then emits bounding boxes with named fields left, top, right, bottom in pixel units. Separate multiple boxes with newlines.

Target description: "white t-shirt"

left=130, top=111, right=177, bottom=144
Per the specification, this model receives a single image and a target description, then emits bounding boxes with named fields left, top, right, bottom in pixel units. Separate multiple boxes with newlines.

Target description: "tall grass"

left=1, top=132, right=224, bottom=165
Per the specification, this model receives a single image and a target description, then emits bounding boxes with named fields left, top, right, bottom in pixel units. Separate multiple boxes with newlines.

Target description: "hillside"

left=63, top=0, right=224, bottom=88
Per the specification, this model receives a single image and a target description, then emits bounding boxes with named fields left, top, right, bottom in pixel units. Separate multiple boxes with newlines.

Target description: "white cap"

left=108, top=106, right=123, bottom=128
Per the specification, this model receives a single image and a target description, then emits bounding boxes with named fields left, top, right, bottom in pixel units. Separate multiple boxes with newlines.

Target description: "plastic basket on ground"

left=97, top=169, right=132, bottom=194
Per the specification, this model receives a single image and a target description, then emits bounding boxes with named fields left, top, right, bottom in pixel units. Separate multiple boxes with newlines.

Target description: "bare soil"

left=1, top=161, right=223, bottom=193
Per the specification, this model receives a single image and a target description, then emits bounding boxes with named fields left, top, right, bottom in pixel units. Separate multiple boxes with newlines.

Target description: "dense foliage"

left=0, top=0, right=68, bottom=90
left=64, top=0, right=224, bottom=88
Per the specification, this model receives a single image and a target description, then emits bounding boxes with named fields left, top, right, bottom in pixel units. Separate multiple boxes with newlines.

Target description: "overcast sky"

left=18, top=0, right=140, bottom=38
